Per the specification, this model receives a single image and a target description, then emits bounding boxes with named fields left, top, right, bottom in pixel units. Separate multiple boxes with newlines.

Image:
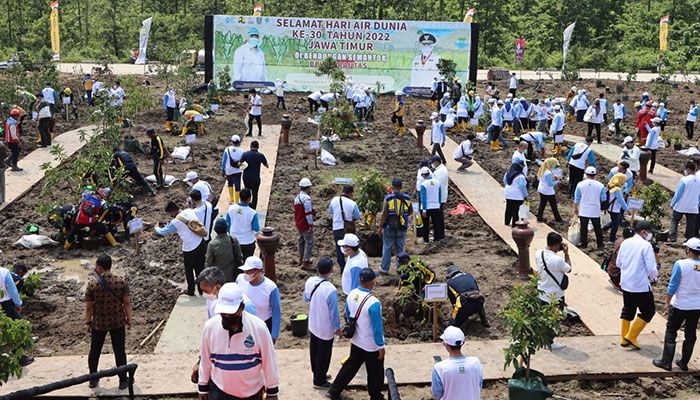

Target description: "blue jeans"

left=381, top=227, right=406, bottom=272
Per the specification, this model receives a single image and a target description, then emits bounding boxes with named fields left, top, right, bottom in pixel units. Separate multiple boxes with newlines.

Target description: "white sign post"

left=129, top=218, right=144, bottom=254
left=424, top=283, right=448, bottom=341
left=626, top=197, right=644, bottom=229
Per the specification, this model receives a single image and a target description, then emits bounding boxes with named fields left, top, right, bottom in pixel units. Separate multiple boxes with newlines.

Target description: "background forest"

left=0, top=0, right=699, bottom=72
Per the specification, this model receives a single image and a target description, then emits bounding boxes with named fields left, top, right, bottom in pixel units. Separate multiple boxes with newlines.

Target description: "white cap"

left=585, top=166, right=597, bottom=175
left=643, top=91, right=649, bottom=96
left=396, top=90, right=404, bottom=96
left=214, top=283, right=244, bottom=314
left=507, top=93, right=513, bottom=98
left=230, top=135, right=241, bottom=143
left=443, top=92, right=450, bottom=98
left=652, top=101, right=659, bottom=107
left=430, top=112, right=439, bottom=120
left=652, top=117, right=662, bottom=123
left=420, top=166, right=431, bottom=175
left=660, top=102, right=665, bottom=107
left=622, top=136, right=634, bottom=144
left=571, top=86, right=577, bottom=91
left=488, top=98, right=496, bottom=104
left=337, top=233, right=360, bottom=247
left=683, top=237, right=700, bottom=251
left=240, top=256, right=264, bottom=271
left=183, top=171, right=198, bottom=182
left=440, top=326, right=465, bottom=346
left=554, top=105, right=561, bottom=111
left=497, top=100, right=504, bottom=105
left=299, top=177, right=312, bottom=188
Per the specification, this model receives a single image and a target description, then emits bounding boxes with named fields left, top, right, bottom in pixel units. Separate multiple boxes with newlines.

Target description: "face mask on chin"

left=203, top=292, right=217, bottom=301
left=643, top=232, right=653, bottom=241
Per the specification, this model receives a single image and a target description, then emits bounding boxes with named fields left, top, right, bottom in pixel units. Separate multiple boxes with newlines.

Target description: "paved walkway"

left=416, top=131, right=667, bottom=336
left=1, top=125, right=98, bottom=212
left=564, top=134, right=681, bottom=193
left=2, top=334, right=696, bottom=397
left=156, top=125, right=281, bottom=354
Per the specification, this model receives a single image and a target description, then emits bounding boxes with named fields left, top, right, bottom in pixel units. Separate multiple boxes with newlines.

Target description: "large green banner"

left=212, top=15, right=473, bottom=94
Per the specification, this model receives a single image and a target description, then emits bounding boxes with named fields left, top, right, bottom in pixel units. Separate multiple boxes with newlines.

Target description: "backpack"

left=176, top=214, right=207, bottom=237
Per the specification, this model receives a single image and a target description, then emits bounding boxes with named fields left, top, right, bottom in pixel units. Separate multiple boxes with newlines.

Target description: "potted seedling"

left=355, top=169, right=389, bottom=257
left=638, top=182, right=672, bottom=240
left=0, top=289, right=34, bottom=385
left=501, top=277, right=563, bottom=400
left=667, top=133, right=684, bottom=151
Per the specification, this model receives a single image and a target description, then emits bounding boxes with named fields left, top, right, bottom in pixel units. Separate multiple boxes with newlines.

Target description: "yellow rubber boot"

left=180, top=126, right=187, bottom=137
left=165, top=121, right=172, bottom=132
left=228, top=186, right=235, bottom=202
left=198, top=124, right=205, bottom=135
left=624, top=317, right=648, bottom=350
left=398, top=127, right=405, bottom=136
left=494, top=140, right=503, bottom=150
left=234, top=191, right=240, bottom=204
left=63, top=240, right=71, bottom=250
left=105, top=232, right=118, bottom=247
left=620, top=319, right=631, bottom=347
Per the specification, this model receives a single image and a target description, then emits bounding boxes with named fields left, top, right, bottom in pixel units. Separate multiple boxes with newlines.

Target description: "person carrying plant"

left=669, top=161, right=700, bottom=243
left=391, top=90, right=405, bottom=136
left=147, top=127, right=169, bottom=189
left=534, top=232, right=571, bottom=349
left=377, top=178, right=412, bottom=275
left=294, top=178, right=315, bottom=270
left=431, top=326, right=483, bottom=400
left=446, top=264, right=489, bottom=328
left=616, top=220, right=658, bottom=350
left=0, top=264, right=34, bottom=366
left=652, top=237, right=700, bottom=372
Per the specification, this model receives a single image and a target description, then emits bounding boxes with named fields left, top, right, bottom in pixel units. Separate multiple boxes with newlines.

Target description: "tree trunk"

left=110, top=0, right=118, bottom=56
left=77, top=0, right=82, bottom=48
left=5, top=0, right=11, bottom=45
left=84, top=0, right=89, bottom=46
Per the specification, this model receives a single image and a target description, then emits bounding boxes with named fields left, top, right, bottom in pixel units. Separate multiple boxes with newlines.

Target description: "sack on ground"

left=518, top=203, right=530, bottom=221
left=607, top=123, right=616, bottom=132
left=320, top=149, right=336, bottom=165
left=567, top=217, right=581, bottom=246
left=146, top=174, right=177, bottom=187
left=14, top=234, right=59, bottom=248
left=171, top=146, right=191, bottom=160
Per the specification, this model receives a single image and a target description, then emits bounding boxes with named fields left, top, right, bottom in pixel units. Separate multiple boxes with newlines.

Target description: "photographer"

left=535, top=232, right=572, bottom=349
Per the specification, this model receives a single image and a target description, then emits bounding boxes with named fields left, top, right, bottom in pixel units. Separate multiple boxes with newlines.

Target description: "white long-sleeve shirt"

left=433, top=164, right=449, bottom=204
left=616, top=234, right=658, bottom=293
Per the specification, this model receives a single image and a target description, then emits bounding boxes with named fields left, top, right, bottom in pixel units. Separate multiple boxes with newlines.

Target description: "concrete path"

left=416, top=131, right=667, bottom=336
left=1, top=125, right=98, bottom=212
left=564, top=134, right=681, bottom=193
left=2, top=334, right=696, bottom=397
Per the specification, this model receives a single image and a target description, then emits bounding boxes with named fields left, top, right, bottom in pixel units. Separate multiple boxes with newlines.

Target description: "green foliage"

left=355, top=169, right=388, bottom=226
left=120, top=76, right=158, bottom=123
left=437, top=58, right=457, bottom=87
left=500, top=277, right=563, bottom=376
left=19, top=273, right=43, bottom=300
left=218, top=65, right=232, bottom=91
left=320, top=103, right=357, bottom=139
left=0, top=290, right=34, bottom=385
left=315, top=57, right=346, bottom=94
left=396, top=257, right=435, bottom=309
left=638, top=182, right=672, bottom=229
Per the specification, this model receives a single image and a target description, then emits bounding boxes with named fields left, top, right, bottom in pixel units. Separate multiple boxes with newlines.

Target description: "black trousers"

left=166, top=106, right=175, bottom=121
left=308, top=98, right=319, bottom=114
left=621, top=290, right=655, bottom=322
left=66, top=222, right=109, bottom=244
left=320, top=100, right=329, bottom=109
left=505, top=199, right=523, bottom=227
left=423, top=208, right=445, bottom=242
left=390, top=114, right=404, bottom=127
left=183, top=240, right=206, bottom=295
left=247, top=114, right=262, bottom=136
left=614, top=118, right=622, bottom=137
left=226, top=172, right=242, bottom=193
left=579, top=216, right=604, bottom=247
left=1, top=299, right=20, bottom=319
left=686, top=121, right=695, bottom=140
left=450, top=298, right=488, bottom=327
left=38, top=117, right=51, bottom=146
left=126, top=166, right=151, bottom=191
left=519, top=118, right=529, bottom=131
left=7, top=142, right=20, bottom=166
left=328, top=344, right=385, bottom=400
left=310, top=333, right=334, bottom=385
left=276, top=96, right=286, bottom=109
left=509, top=88, right=517, bottom=97
left=431, top=143, right=446, bottom=164
left=88, top=327, right=127, bottom=381
left=210, top=382, right=264, bottom=400
left=536, top=193, right=562, bottom=222
left=588, top=122, right=602, bottom=143
left=662, top=306, right=700, bottom=365
left=649, top=149, right=657, bottom=173
left=333, top=229, right=346, bottom=271
left=609, top=211, right=623, bottom=242
left=243, top=177, right=261, bottom=209
left=568, top=165, right=584, bottom=199
left=241, top=243, right=256, bottom=260
left=152, top=157, right=164, bottom=187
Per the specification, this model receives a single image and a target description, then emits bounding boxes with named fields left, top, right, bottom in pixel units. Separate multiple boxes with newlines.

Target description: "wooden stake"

left=139, top=319, right=165, bottom=347
left=134, top=230, right=141, bottom=255
left=432, top=301, right=439, bottom=342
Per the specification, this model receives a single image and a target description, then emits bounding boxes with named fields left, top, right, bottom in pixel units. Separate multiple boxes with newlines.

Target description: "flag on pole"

left=515, top=38, right=525, bottom=64
left=253, top=4, right=264, bottom=16
left=562, top=22, right=576, bottom=69
left=463, top=8, right=475, bottom=23
left=135, top=17, right=153, bottom=65
left=659, top=15, right=670, bottom=52
left=49, top=1, right=60, bottom=61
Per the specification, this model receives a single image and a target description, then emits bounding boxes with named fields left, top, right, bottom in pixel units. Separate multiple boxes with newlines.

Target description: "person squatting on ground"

left=453, top=133, right=475, bottom=172
left=378, top=178, right=412, bottom=275
left=64, top=188, right=118, bottom=250
left=295, top=178, right=316, bottom=270
left=446, top=265, right=489, bottom=329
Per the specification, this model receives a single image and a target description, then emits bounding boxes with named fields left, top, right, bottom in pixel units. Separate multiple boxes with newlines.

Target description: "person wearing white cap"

left=574, top=166, right=607, bottom=249
left=641, top=91, right=650, bottom=104
left=430, top=111, right=447, bottom=164
left=652, top=237, right=700, bottom=371
left=585, top=98, right=605, bottom=144
left=550, top=104, right=565, bottom=155
left=620, top=136, right=640, bottom=175
left=308, top=90, right=323, bottom=114
left=420, top=166, right=444, bottom=242
left=613, top=98, right=627, bottom=138
left=431, top=326, right=483, bottom=400
left=232, top=27, right=267, bottom=82
left=644, top=117, right=662, bottom=173
left=246, top=88, right=263, bottom=137
left=338, top=233, right=368, bottom=294
left=197, top=282, right=279, bottom=399
left=221, top=135, right=244, bottom=203
left=572, top=90, right=590, bottom=122
left=487, top=100, right=504, bottom=151
left=184, top=171, right=214, bottom=204
left=236, top=256, right=282, bottom=342
left=686, top=100, right=698, bottom=139
left=669, top=161, right=700, bottom=243
left=566, top=136, right=596, bottom=199
left=658, top=102, right=668, bottom=131
left=295, top=178, right=316, bottom=270
left=439, top=92, right=452, bottom=121
left=226, top=188, right=260, bottom=260
left=509, top=72, right=518, bottom=97
left=189, top=189, right=214, bottom=242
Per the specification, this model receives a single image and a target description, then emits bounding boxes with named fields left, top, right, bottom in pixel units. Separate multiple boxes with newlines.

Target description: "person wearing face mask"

left=198, top=283, right=279, bottom=400
left=327, top=268, right=386, bottom=400
left=574, top=166, right=607, bottom=249
left=205, top=219, right=244, bottom=282
left=410, top=33, right=440, bottom=88
left=85, top=255, right=132, bottom=390
left=432, top=155, right=449, bottom=207
left=198, top=267, right=257, bottom=318
left=669, top=161, right=700, bottom=243
left=232, top=27, right=268, bottom=82
left=303, top=257, right=342, bottom=389
left=339, top=233, right=369, bottom=295
left=620, top=137, right=641, bottom=177
left=536, top=158, right=564, bottom=223
left=236, top=256, right=282, bottom=344
left=606, top=173, right=630, bottom=243
left=616, top=220, right=659, bottom=350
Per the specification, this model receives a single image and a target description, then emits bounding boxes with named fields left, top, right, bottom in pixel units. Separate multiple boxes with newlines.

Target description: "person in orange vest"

left=4, top=108, right=23, bottom=171
left=64, top=188, right=118, bottom=250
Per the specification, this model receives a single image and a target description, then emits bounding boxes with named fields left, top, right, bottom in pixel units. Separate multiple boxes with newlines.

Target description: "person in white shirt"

left=519, top=132, right=545, bottom=162
left=508, top=72, right=518, bottom=97
left=190, top=189, right=214, bottom=242
left=154, top=201, right=206, bottom=296
left=669, top=161, right=700, bottom=243
left=221, top=135, right=244, bottom=203
left=503, top=161, right=528, bottom=227
left=327, top=268, right=386, bottom=400
left=586, top=99, right=605, bottom=143
left=620, top=136, right=641, bottom=176
left=232, top=27, right=267, bottom=82
left=236, top=256, right=282, bottom=343
left=184, top=170, right=215, bottom=204
left=453, top=133, right=475, bottom=172
left=420, top=167, right=445, bottom=242
left=439, top=92, right=452, bottom=121
left=686, top=100, right=698, bottom=140
left=573, top=89, right=590, bottom=122
left=444, top=108, right=457, bottom=129
left=197, top=283, right=279, bottom=399
left=246, top=88, right=263, bottom=137
left=226, top=188, right=260, bottom=259
left=613, top=99, right=627, bottom=138
left=109, top=80, right=125, bottom=108
left=652, top=238, right=700, bottom=372
left=512, top=141, right=529, bottom=176
left=574, top=166, right=607, bottom=249
left=432, top=155, right=449, bottom=206
left=644, top=117, right=662, bottom=174
left=598, top=93, right=609, bottom=124
left=339, top=233, right=368, bottom=295
left=616, top=220, right=658, bottom=349
left=431, top=326, right=483, bottom=400
left=328, top=185, right=361, bottom=269
left=536, top=158, right=564, bottom=223
left=303, top=257, right=341, bottom=388
left=320, top=92, right=338, bottom=109
left=606, top=161, right=634, bottom=197
left=566, top=136, right=596, bottom=198
left=308, top=90, right=323, bottom=114
left=535, top=232, right=571, bottom=350
left=430, top=112, right=447, bottom=164
left=550, top=105, right=566, bottom=156
left=274, top=80, right=286, bottom=110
